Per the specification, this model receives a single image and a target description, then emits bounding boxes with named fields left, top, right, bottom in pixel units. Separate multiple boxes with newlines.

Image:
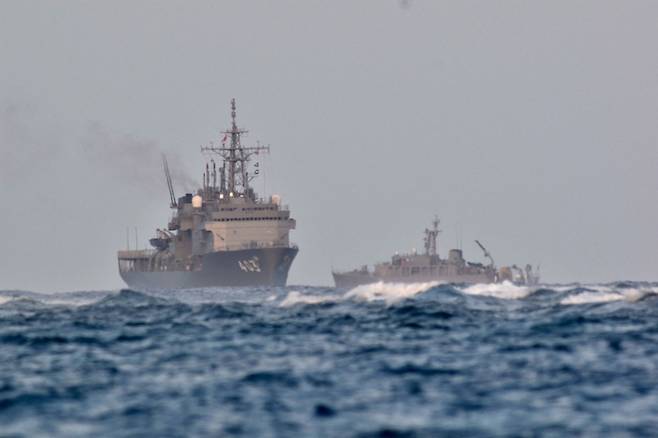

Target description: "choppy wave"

left=280, top=290, right=338, bottom=307
left=0, top=290, right=110, bottom=308
left=560, top=286, right=658, bottom=305
left=279, top=281, right=439, bottom=307
left=3, top=282, right=658, bottom=309
left=344, top=281, right=440, bottom=304
left=459, top=280, right=531, bottom=299
left=2, top=282, right=658, bottom=435
left=2, top=282, right=658, bottom=310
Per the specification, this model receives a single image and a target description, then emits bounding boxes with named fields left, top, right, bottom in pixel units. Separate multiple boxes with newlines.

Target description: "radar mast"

left=201, top=99, right=269, bottom=199
left=424, top=216, right=441, bottom=256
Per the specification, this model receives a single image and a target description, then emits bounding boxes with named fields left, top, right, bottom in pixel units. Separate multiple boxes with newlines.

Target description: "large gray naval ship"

left=333, top=218, right=539, bottom=287
left=118, top=99, right=297, bottom=288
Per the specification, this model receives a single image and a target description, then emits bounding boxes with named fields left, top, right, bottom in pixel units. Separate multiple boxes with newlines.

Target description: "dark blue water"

left=1, top=281, right=658, bottom=437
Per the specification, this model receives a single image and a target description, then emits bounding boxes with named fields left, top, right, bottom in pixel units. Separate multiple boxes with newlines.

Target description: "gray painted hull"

left=120, top=247, right=297, bottom=289
left=332, top=271, right=494, bottom=288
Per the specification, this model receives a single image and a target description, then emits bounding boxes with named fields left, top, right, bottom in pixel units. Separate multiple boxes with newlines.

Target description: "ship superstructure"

left=118, top=99, right=297, bottom=288
left=333, top=217, right=539, bottom=287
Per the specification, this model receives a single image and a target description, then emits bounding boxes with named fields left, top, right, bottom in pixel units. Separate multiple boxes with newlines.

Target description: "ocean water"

left=1, top=281, right=658, bottom=437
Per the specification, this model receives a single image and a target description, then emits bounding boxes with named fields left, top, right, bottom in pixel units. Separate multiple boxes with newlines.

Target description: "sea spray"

left=280, top=290, right=338, bottom=307
left=459, top=280, right=532, bottom=299
left=2, top=283, right=658, bottom=436
left=344, top=281, right=440, bottom=304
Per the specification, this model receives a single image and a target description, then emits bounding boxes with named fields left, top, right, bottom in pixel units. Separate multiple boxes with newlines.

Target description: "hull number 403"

left=238, top=256, right=261, bottom=273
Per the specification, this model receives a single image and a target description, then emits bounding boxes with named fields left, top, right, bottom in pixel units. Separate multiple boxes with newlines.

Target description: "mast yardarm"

left=424, top=216, right=441, bottom=256
left=201, top=99, right=270, bottom=199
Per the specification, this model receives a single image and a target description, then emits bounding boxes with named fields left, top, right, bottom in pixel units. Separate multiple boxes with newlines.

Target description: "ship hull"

left=120, top=247, right=298, bottom=289
left=332, top=271, right=494, bottom=288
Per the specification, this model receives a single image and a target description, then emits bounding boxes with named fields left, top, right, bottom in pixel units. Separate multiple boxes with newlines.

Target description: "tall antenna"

left=205, top=163, right=210, bottom=193
left=211, top=159, right=217, bottom=190
left=162, top=154, right=177, bottom=208
left=458, top=223, right=463, bottom=250
left=424, top=216, right=441, bottom=256
left=220, top=162, right=226, bottom=193
left=261, top=147, right=267, bottom=198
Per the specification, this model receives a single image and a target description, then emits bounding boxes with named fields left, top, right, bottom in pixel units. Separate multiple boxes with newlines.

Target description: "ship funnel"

left=192, top=195, right=203, bottom=208
left=272, top=194, right=281, bottom=206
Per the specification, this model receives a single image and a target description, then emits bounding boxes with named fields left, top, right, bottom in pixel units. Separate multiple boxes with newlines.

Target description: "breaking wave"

left=344, top=281, right=440, bottom=304
left=2, top=281, right=658, bottom=315
left=4, top=282, right=658, bottom=310
left=560, top=286, right=658, bottom=305
left=459, top=280, right=532, bottom=299
left=2, top=280, right=658, bottom=436
left=0, top=291, right=109, bottom=307
left=278, top=281, right=658, bottom=308
left=279, top=281, right=441, bottom=307
left=280, top=290, right=338, bottom=307
left=560, top=291, right=626, bottom=305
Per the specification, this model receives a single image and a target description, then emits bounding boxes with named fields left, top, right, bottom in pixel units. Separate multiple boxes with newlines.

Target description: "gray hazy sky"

left=1, top=1, right=656, bottom=292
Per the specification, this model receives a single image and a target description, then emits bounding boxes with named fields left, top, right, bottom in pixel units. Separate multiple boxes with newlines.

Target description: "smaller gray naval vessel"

left=332, top=218, right=539, bottom=287
left=117, top=99, right=297, bottom=289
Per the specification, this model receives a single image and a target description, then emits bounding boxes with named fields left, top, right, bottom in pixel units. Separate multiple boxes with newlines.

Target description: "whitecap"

left=42, top=297, right=103, bottom=307
left=459, top=281, right=531, bottom=300
left=344, top=281, right=440, bottom=305
left=280, top=291, right=338, bottom=307
left=560, top=286, right=657, bottom=305
left=560, top=292, right=624, bottom=305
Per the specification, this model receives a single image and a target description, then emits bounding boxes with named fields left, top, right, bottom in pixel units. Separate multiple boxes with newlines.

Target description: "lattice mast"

left=201, top=99, right=269, bottom=199
left=424, top=216, right=441, bottom=257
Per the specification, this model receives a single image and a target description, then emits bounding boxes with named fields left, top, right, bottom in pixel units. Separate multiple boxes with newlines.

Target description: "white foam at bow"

left=460, top=281, right=531, bottom=299
left=344, top=281, right=440, bottom=305
left=0, top=296, right=13, bottom=305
